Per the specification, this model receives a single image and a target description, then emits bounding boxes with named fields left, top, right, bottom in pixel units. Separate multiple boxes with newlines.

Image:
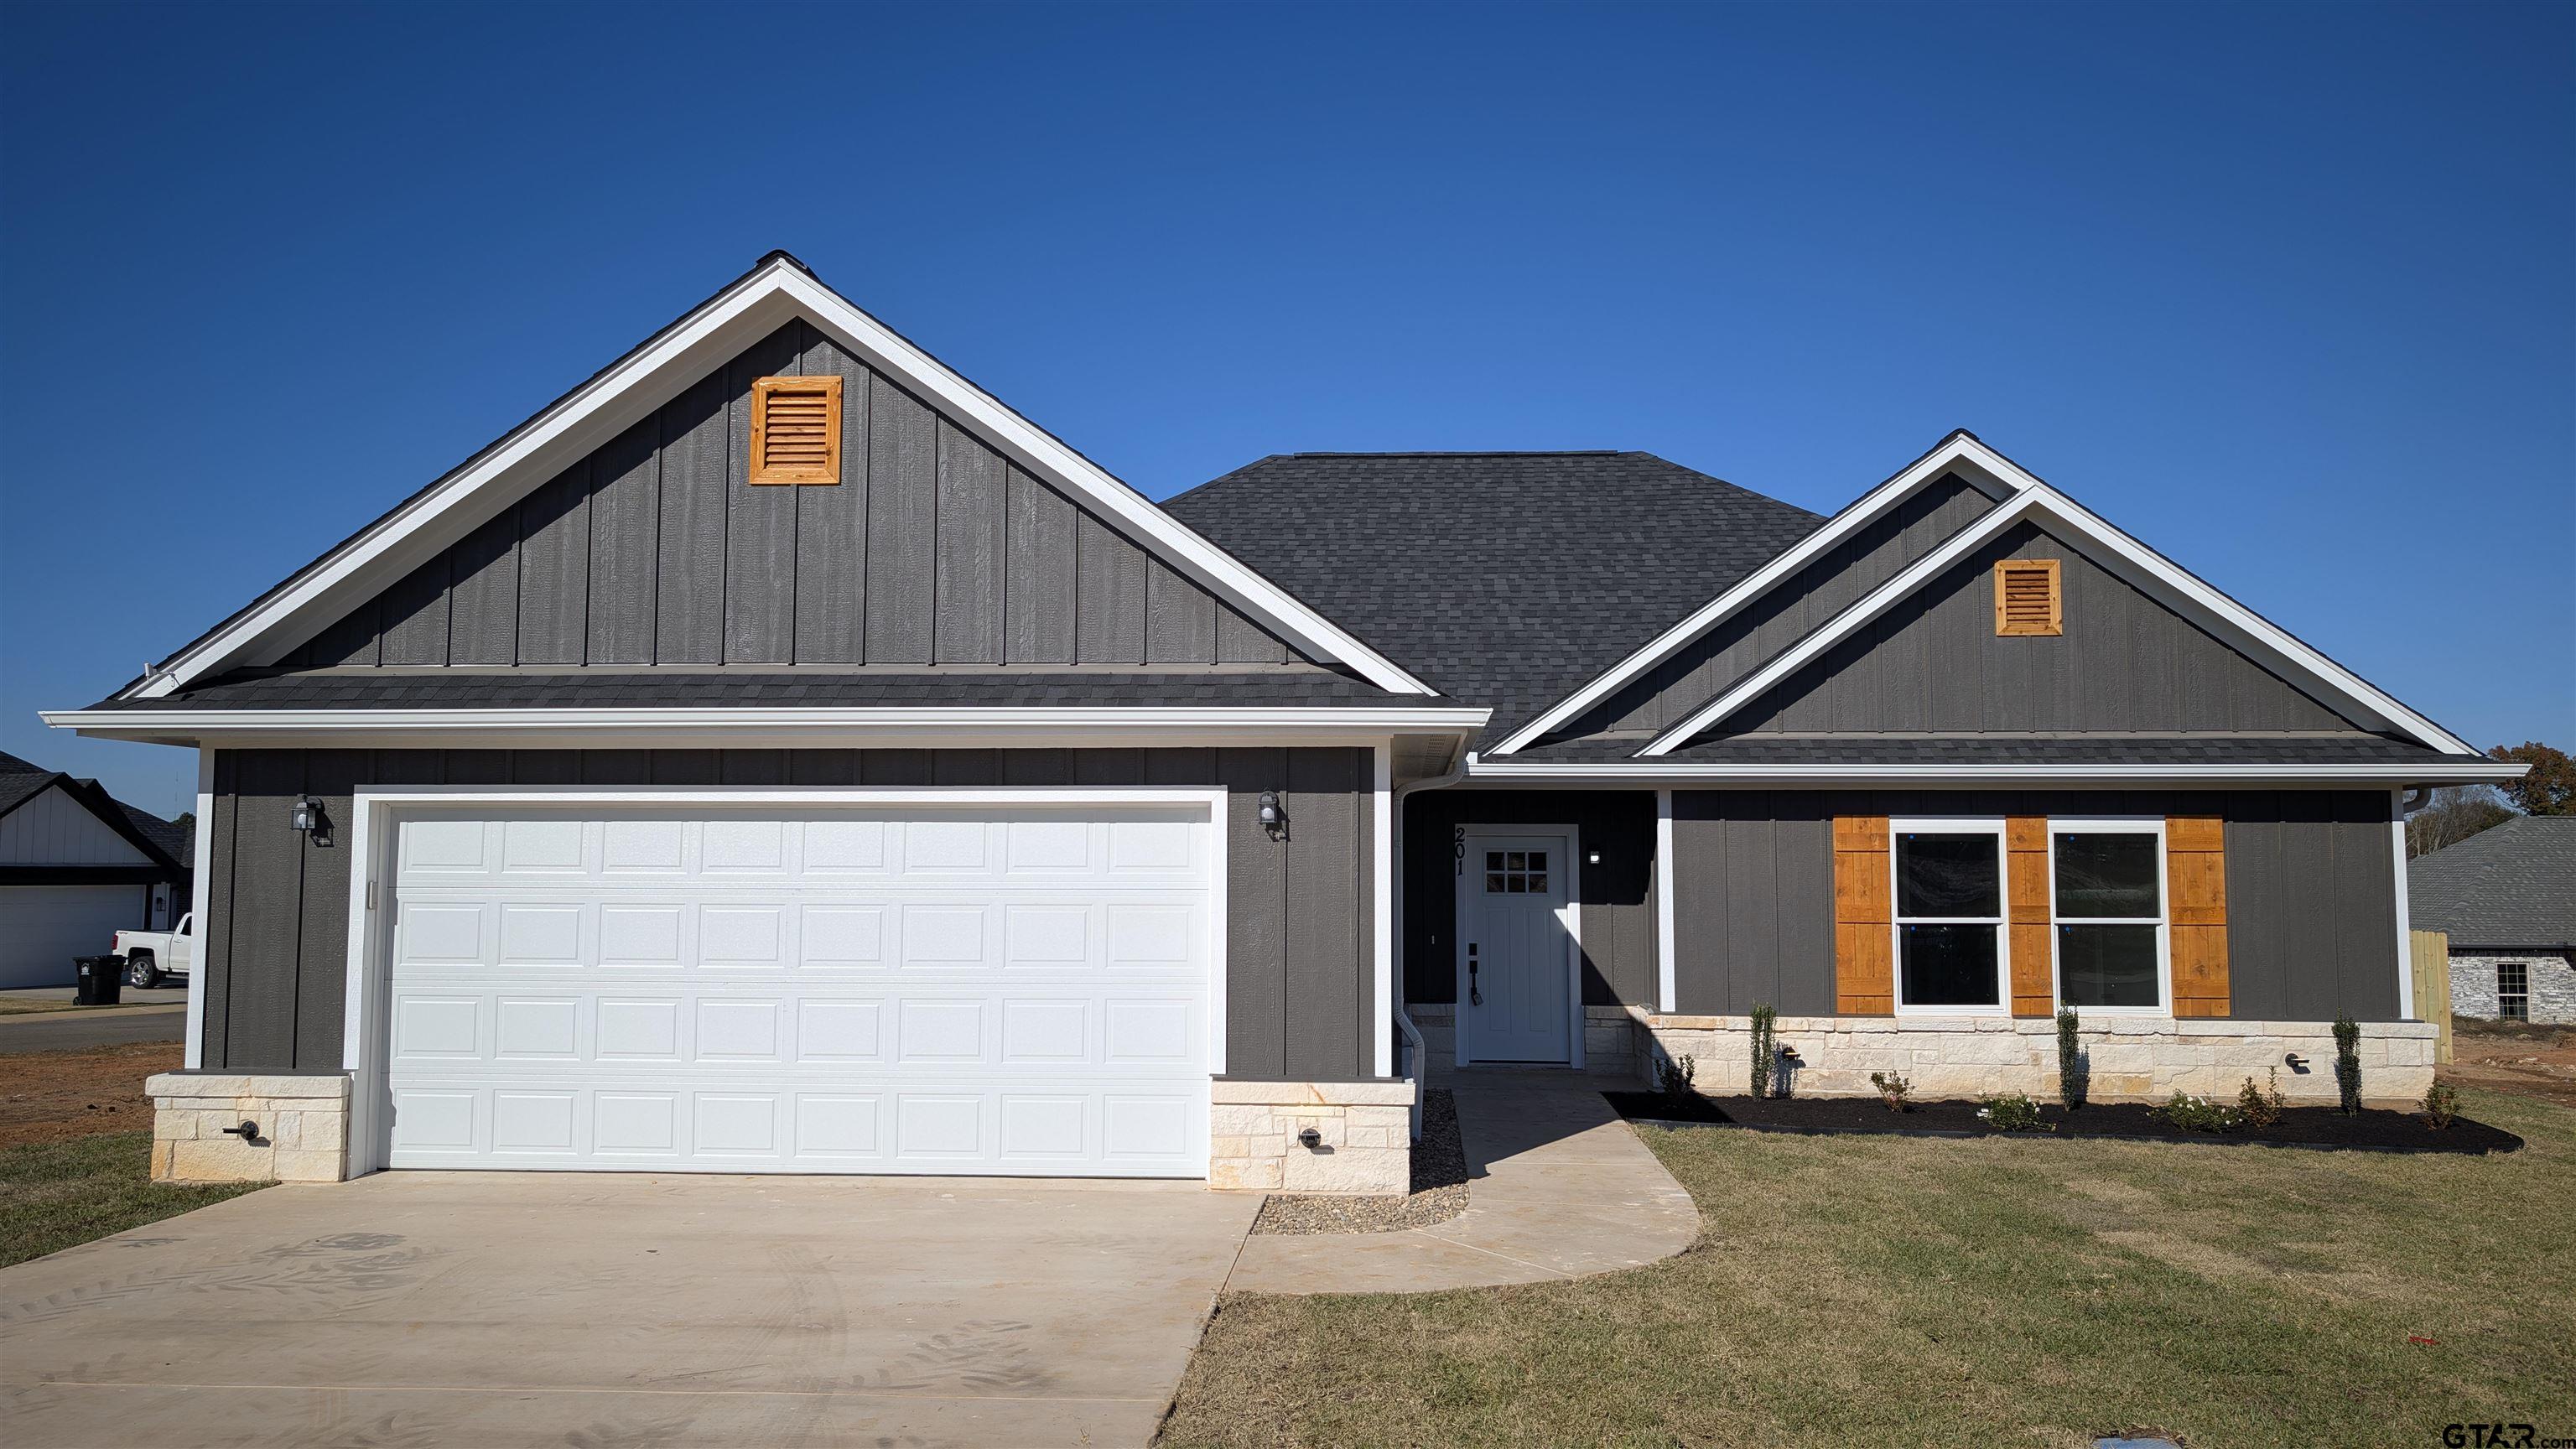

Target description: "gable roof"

left=0, top=750, right=188, bottom=872
left=1639, top=470, right=2489, bottom=759
left=1161, top=451, right=1824, bottom=740
left=122, top=253, right=1433, bottom=701
left=2410, top=816, right=2576, bottom=949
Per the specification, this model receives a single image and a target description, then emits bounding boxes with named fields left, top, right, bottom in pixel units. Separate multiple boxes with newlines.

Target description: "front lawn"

left=1163, top=1087, right=2575, bottom=1448
left=0, top=1131, right=267, bottom=1270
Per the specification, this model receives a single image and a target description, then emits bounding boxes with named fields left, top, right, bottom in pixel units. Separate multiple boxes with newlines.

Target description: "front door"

left=1460, top=830, right=1574, bottom=1064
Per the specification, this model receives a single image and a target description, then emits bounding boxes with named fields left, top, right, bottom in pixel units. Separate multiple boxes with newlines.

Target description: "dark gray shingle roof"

left=1164, top=452, right=1823, bottom=739
left=116, top=668, right=1405, bottom=712
left=2409, top=816, right=2576, bottom=949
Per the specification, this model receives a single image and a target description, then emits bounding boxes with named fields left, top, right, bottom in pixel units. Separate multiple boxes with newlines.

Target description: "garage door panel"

left=383, top=804, right=1212, bottom=1176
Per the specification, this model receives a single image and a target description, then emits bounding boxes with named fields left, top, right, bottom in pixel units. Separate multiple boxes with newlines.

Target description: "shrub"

left=2054, top=1007, right=2086, bottom=1109
left=1655, top=1049, right=1698, bottom=1107
left=2153, top=1091, right=2244, bottom=1133
left=2333, top=1015, right=2364, bottom=1114
left=2423, top=1082, right=2459, bottom=1129
left=1748, top=1004, right=1778, bottom=1100
left=1978, top=1092, right=2047, bottom=1131
left=2236, top=1069, right=2285, bottom=1128
left=1869, top=1071, right=1912, bottom=1112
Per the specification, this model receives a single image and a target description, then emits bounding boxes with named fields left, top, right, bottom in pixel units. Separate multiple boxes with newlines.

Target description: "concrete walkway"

left=2, top=1171, right=1259, bottom=1449
left=1227, top=1071, right=1699, bottom=1294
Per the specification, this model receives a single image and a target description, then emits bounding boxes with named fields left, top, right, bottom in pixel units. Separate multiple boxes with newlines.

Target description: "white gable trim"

left=133, top=257, right=1434, bottom=699
left=1488, top=432, right=2036, bottom=755
left=1639, top=486, right=2480, bottom=758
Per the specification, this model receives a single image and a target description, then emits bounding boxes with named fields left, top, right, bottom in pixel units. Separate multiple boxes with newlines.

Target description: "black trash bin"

left=74, top=956, right=123, bottom=1006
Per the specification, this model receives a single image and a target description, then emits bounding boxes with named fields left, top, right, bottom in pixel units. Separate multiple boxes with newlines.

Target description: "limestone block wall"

left=2449, top=951, right=2576, bottom=1025
left=1210, top=1080, right=1412, bottom=1194
left=147, top=1072, right=351, bottom=1182
left=1628, top=1010, right=2437, bottom=1106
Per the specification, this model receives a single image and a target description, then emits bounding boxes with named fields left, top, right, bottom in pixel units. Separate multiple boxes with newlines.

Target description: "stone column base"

left=1210, top=1080, right=1413, bottom=1194
left=1628, top=1010, right=2438, bottom=1107
left=146, top=1073, right=352, bottom=1183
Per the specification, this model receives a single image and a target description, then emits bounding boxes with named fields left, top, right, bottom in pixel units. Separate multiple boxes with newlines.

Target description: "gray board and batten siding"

left=288, top=322, right=1304, bottom=672
left=1663, top=788, right=2404, bottom=1021
left=1566, top=470, right=2007, bottom=739
left=1710, top=518, right=2368, bottom=738
left=198, top=747, right=1375, bottom=1082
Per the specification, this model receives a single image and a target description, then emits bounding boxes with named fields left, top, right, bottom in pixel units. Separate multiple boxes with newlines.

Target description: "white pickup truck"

left=111, top=914, right=194, bottom=989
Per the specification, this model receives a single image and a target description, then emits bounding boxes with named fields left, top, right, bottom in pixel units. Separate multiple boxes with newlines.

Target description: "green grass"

left=0, top=1131, right=267, bottom=1270
left=1162, top=1088, right=2576, bottom=1449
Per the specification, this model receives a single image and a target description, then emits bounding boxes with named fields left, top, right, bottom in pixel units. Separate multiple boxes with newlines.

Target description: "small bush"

left=2236, top=1069, right=2285, bottom=1128
left=1748, top=1004, right=1778, bottom=1100
left=2153, top=1091, right=2244, bottom=1133
left=1978, top=1092, right=2047, bottom=1131
left=1868, top=1071, right=1912, bottom=1112
left=1655, top=1050, right=1697, bottom=1107
left=2423, top=1082, right=2459, bottom=1129
left=2333, top=1015, right=2364, bottom=1114
left=2054, top=1007, right=2086, bottom=1109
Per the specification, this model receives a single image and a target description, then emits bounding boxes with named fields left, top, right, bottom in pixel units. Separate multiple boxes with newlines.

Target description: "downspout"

left=1389, top=748, right=1474, bottom=1145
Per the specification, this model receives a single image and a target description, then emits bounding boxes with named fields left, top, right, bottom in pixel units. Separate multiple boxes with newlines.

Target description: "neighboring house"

left=0, top=750, right=192, bottom=988
left=45, top=253, right=2520, bottom=1190
left=2410, top=817, right=2576, bottom=1025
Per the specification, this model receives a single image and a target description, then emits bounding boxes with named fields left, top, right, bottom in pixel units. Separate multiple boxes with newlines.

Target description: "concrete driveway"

left=2, top=1171, right=1261, bottom=1448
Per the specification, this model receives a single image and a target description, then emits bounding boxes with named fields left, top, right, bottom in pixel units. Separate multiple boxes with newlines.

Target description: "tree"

left=2407, top=786, right=2512, bottom=858
left=2490, top=742, right=2575, bottom=817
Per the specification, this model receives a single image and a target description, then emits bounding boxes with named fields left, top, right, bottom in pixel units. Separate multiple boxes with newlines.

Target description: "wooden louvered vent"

left=750, top=375, right=843, bottom=485
left=1993, top=558, right=2062, bottom=636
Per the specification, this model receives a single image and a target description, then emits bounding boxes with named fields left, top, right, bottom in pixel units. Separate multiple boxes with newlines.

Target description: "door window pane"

left=1897, top=834, right=2000, bottom=917
left=2057, top=924, right=2159, bottom=1008
left=1900, top=925, right=2000, bottom=1006
left=2054, top=834, right=2160, bottom=918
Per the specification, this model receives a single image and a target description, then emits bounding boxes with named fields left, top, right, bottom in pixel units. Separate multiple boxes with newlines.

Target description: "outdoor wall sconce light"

left=290, top=795, right=332, bottom=847
left=1586, top=850, right=1602, bottom=865
left=1297, top=1127, right=1322, bottom=1150
left=1259, top=790, right=1286, bottom=837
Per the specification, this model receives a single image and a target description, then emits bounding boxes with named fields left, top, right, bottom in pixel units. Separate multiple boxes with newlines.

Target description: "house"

left=0, top=750, right=192, bottom=989
left=44, top=253, right=2521, bottom=1190
left=2410, top=816, right=2576, bottom=1024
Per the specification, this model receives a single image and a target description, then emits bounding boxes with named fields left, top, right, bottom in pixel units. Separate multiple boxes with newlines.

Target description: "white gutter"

left=1464, top=759, right=2527, bottom=787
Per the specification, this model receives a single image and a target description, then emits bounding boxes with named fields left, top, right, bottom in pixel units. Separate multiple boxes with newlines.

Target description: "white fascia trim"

left=1642, top=486, right=2481, bottom=757
left=139, top=257, right=1433, bottom=699
left=44, top=704, right=1488, bottom=751
left=1488, top=433, right=2041, bottom=755
left=1467, top=761, right=2526, bottom=787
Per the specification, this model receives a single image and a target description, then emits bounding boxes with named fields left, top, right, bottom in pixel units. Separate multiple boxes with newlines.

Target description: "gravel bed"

left=1249, top=1089, right=1467, bottom=1234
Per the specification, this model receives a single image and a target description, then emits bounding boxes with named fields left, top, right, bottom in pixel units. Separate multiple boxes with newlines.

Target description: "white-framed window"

left=1888, top=818, right=2009, bottom=1013
left=2497, top=961, right=2530, bottom=1023
left=2048, top=818, right=2170, bottom=1014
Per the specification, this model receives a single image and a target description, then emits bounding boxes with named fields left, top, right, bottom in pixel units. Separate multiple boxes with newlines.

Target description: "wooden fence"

left=2409, top=929, right=2454, bottom=1065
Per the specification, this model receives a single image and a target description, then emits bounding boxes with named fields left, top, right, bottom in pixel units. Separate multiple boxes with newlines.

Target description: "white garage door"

left=381, top=805, right=1213, bottom=1176
left=0, top=884, right=149, bottom=989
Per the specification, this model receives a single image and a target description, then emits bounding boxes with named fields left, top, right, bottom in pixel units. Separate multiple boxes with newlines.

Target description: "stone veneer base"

left=1210, top=1080, right=1413, bottom=1194
left=147, top=1073, right=353, bottom=1183
left=1627, top=1009, right=2438, bottom=1106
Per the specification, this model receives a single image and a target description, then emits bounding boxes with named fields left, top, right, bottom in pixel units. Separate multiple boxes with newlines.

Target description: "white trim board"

left=1490, top=431, right=2038, bottom=755
left=127, top=255, right=1434, bottom=701
left=336, top=785, right=1232, bottom=1179
left=1464, top=759, right=2521, bottom=787
left=1640, top=484, right=2483, bottom=758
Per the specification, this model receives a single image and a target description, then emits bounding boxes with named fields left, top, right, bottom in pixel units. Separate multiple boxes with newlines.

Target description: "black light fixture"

left=290, top=796, right=331, bottom=847
left=1258, top=790, right=1285, bottom=837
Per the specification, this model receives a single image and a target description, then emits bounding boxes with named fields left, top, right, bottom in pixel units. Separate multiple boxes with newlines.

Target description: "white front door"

left=377, top=803, right=1214, bottom=1177
left=1459, top=830, right=1575, bottom=1064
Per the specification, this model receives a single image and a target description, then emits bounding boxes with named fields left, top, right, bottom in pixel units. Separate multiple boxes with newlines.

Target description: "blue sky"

left=3, top=3, right=2568, bottom=817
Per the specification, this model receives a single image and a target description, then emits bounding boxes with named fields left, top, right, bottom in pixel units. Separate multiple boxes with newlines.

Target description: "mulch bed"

left=1251, top=1089, right=1469, bottom=1234
left=1605, top=1090, right=2523, bottom=1156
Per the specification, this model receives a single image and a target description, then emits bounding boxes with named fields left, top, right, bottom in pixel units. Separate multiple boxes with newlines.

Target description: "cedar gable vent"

left=750, top=375, right=843, bottom=485
left=1993, top=558, right=2062, bottom=636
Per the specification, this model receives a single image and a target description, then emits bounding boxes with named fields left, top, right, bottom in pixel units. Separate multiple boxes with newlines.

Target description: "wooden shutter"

left=1994, top=559, right=2062, bottom=636
left=2007, top=816, right=2052, bottom=1015
left=1832, top=815, right=1892, bottom=1014
left=2167, top=815, right=2230, bottom=1016
left=750, top=375, right=843, bottom=485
